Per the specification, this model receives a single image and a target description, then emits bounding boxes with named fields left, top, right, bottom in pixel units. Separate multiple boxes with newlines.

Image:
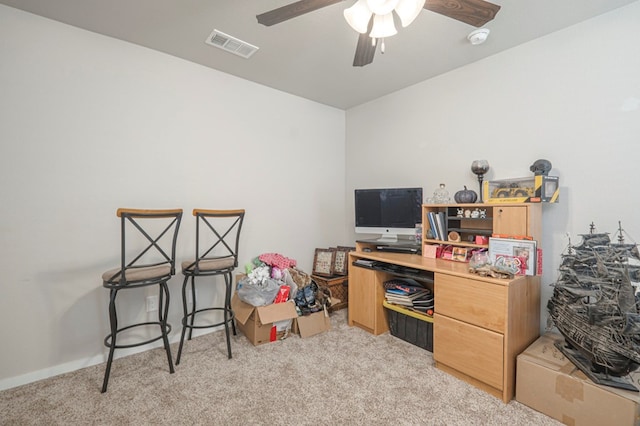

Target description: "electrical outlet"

left=146, top=295, right=159, bottom=312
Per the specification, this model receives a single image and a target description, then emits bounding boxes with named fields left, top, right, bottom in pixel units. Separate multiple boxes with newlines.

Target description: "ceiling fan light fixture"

left=394, top=0, right=426, bottom=27
left=369, top=12, right=397, bottom=38
left=344, top=0, right=373, bottom=33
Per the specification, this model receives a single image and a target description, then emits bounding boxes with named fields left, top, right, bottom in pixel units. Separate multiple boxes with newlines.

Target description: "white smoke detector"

left=467, top=28, right=490, bottom=45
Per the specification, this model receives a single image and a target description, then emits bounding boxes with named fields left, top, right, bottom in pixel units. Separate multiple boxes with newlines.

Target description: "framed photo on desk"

left=452, top=247, right=468, bottom=262
left=489, top=237, right=537, bottom=276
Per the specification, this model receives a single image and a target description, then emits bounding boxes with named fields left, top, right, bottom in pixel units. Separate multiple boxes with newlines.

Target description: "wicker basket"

left=312, top=274, right=348, bottom=311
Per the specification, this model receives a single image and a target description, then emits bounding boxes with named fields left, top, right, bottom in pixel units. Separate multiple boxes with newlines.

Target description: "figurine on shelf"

left=529, top=159, right=552, bottom=176
left=479, top=209, right=487, bottom=219
left=456, top=208, right=464, bottom=218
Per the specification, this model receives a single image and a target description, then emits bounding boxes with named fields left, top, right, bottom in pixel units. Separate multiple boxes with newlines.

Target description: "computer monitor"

left=354, top=187, right=423, bottom=242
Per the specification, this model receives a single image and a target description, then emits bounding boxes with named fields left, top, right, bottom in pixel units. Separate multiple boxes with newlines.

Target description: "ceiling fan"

left=256, top=0, right=501, bottom=67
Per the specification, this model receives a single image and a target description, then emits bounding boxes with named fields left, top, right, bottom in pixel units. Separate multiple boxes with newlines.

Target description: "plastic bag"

left=237, top=277, right=281, bottom=307
left=281, top=269, right=299, bottom=301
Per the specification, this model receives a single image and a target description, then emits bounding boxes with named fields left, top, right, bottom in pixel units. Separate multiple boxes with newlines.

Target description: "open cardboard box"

left=516, top=333, right=640, bottom=425
left=291, top=296, right=339, bottom=338
left=231, top=293, right=298, bottom=346
left=292, top=309, right=331, bottom=338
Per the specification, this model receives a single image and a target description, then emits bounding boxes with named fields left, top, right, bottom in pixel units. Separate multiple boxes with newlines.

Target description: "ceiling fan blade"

left=424, top=0, right=501, bottom=27
left=257, top=0, right=343, bottom=26
left=353, top=32, right=376, bottom=67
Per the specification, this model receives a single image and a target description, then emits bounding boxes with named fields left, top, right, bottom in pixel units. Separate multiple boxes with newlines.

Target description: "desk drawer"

left=434, top=314, right=504, bottom=390
left=435, top=273, right=506, bottom=333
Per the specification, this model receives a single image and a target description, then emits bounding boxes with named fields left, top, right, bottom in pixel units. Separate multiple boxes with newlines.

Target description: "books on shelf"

left=427, top=211, right=447, bottom=241
left=383, top=278, right=434, bottom=312
left=437, top=212, right=446, bottom=241
left=384, top=278, right=423, bottom=293
left=427, top=212, right=438, bottom=240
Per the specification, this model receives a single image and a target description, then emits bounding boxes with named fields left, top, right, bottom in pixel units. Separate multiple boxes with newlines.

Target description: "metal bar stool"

left=175, top=209, right=245, bottom=364
left=101, top=208, right=182, bottom=393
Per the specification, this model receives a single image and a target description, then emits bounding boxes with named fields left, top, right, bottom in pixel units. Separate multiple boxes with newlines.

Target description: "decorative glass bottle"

left=432, top=183, right=450, bottom=204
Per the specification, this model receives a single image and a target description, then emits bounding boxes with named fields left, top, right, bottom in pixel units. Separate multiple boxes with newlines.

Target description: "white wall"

left=346, top=2, right=640, bottom=331
left=0, top=5, right=346, bottom=389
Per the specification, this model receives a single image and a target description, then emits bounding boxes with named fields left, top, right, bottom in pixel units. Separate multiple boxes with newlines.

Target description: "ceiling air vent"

left=205, top=29, right=259, bottom=59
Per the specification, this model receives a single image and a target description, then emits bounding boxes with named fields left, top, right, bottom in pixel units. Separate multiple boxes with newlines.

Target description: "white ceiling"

left=2, top=0, right=638, bottom=109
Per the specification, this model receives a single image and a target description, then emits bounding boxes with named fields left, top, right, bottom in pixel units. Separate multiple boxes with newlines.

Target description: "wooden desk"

left=348, top=248, right=540, bottom=403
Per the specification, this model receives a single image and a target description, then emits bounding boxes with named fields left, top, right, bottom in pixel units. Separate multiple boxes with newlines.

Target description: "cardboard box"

left=516, top=333, right=640, bottom=425
left=292, top=309, right=331, bottom=338
left=483, top=175, right=559, bottom=203
left=231, top=293, right=298, bottom=346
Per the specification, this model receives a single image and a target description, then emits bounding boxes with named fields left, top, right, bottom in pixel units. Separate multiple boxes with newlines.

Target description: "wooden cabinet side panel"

left=347, top=260, right=389, bottom=335
left=434, top=314, right=504, bottom=390
left=503, top=276, right=541, bottom=400
left=435, top=273, right=507, bottom=333
left=348, top=263, right=376, bottom=330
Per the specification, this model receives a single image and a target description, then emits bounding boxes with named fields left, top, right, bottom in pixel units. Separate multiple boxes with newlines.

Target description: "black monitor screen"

left=355, top=188, right=423, bottom=229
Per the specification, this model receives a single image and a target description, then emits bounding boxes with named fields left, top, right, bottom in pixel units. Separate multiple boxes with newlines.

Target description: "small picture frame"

left=332, top=247, right=352, bottom=276
left=489, top=237, right=537, bottom=276
left=313, top=248, right=336, bottom=277
left=452, top=247, right=469, bottom=262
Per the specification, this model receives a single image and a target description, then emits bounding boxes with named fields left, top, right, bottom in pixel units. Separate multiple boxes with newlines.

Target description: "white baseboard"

left=0, top=330, right=215, bottom=392
left=0, top=352, right=107, bottom=392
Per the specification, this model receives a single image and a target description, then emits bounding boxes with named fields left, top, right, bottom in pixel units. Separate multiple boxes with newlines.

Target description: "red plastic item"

left=273, top=285, right=290, bottom=303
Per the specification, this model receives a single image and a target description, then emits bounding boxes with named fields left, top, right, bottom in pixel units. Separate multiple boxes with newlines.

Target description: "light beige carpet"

left=0, top=310, right=559, bottom=425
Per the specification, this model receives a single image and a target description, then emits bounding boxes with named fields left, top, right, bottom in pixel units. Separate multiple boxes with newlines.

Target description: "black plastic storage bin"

left=384, top=301, right=433, bottom=352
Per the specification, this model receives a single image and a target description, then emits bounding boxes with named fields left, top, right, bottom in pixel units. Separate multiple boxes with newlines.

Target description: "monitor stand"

left=376, top=235, right=398, bottom=243
left=356, top=238, right=422, bottom=255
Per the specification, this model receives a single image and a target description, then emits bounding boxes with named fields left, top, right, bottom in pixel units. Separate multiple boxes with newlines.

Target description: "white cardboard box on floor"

left=516, top=332, right=640, bottom=425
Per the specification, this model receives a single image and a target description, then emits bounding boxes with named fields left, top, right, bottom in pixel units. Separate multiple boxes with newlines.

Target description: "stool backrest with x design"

left=103, top=208, right=183, bottom=288
left=101, top=208, right=182, bottom=393
left=183, top=209, right=245, bottom=276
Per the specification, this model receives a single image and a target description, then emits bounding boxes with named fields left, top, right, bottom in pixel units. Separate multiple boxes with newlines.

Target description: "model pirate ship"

left=547, top=222, right=640, bottom=391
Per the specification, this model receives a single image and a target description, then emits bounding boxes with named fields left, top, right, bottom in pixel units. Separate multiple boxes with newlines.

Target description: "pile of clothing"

left=238, top=253, right=333, bottom=315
